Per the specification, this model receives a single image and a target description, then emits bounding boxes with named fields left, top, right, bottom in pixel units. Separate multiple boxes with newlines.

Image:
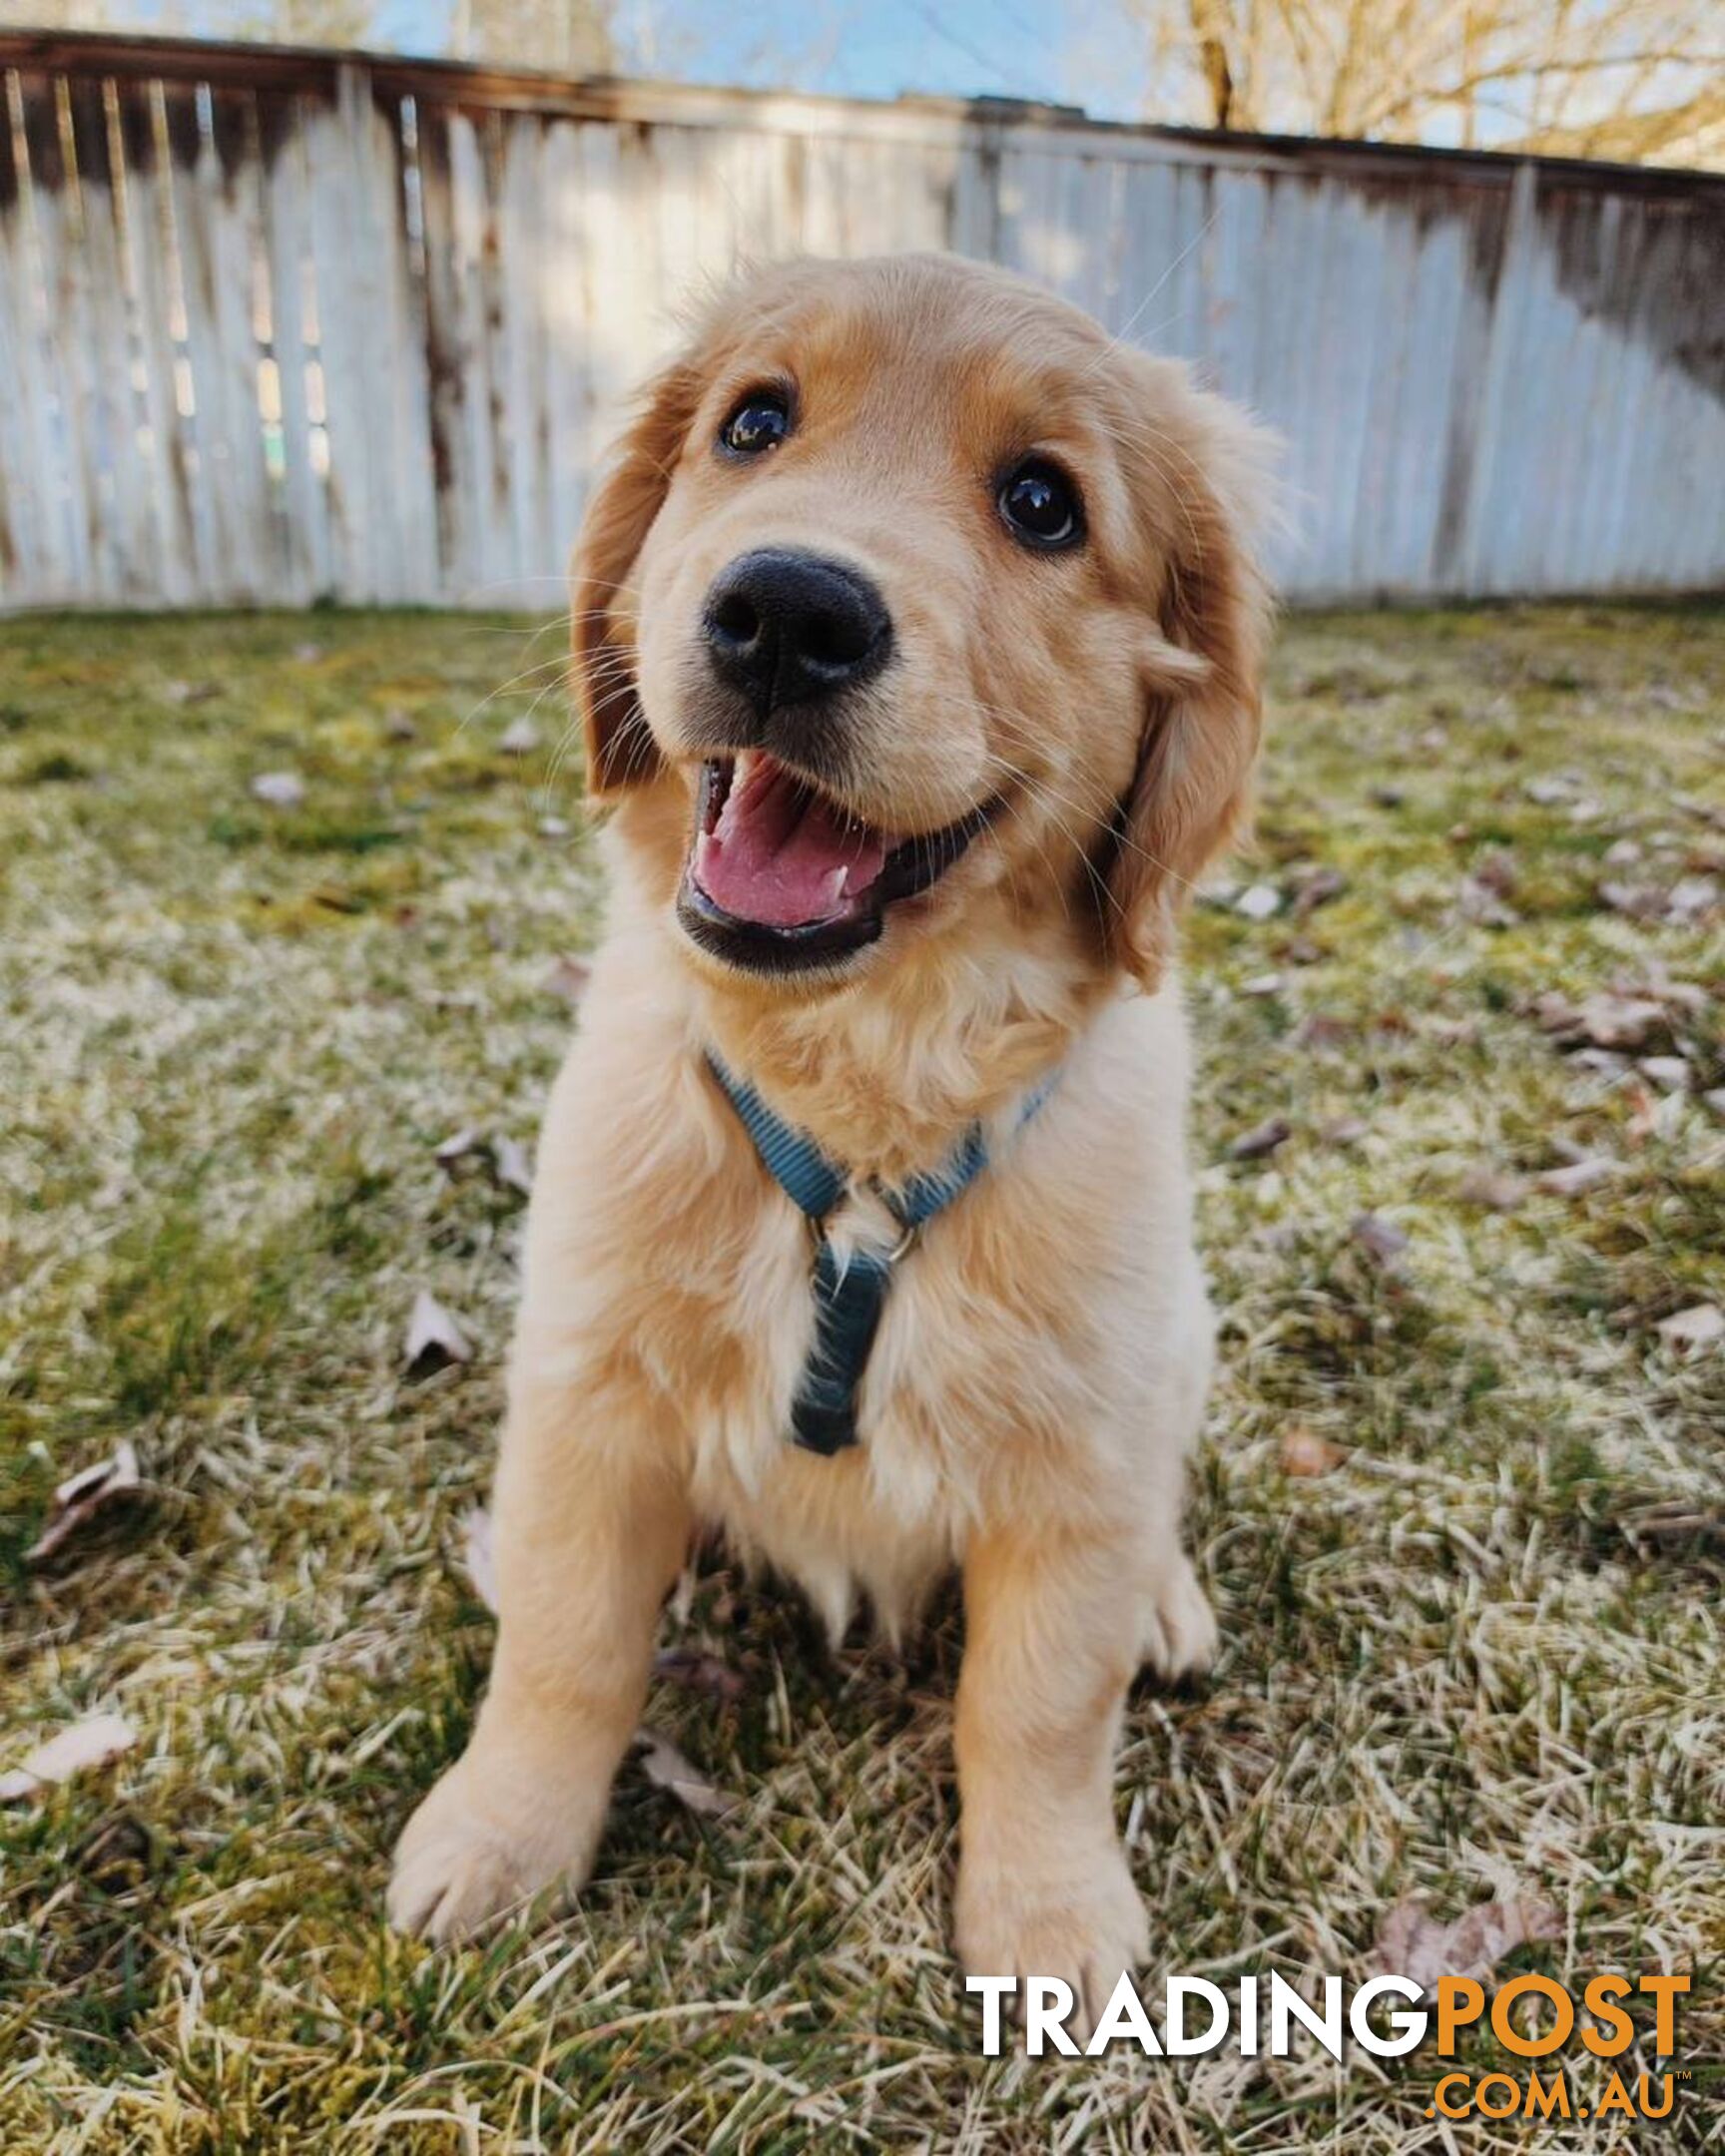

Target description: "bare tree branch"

left=1127, top=0, right=1720, bottom=164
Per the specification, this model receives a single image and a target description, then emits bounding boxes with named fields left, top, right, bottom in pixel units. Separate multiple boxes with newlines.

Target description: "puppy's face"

left=573, top=256, right=1270, bottom=991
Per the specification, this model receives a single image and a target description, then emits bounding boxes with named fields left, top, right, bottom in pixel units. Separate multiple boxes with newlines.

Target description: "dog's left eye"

left=998, top=459, right=1083, bottom=549
left=721, top=393, right=791, bottom=456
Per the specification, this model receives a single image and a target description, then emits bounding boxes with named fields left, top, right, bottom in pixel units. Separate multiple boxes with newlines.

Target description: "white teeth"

left=732, top=748, right=758, bottom=786
left=825, top=866, right=849, bottom=901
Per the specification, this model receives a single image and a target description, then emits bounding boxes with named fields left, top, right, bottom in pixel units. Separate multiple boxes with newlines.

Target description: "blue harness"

left=707, top=1054, right=1054, bottom=1456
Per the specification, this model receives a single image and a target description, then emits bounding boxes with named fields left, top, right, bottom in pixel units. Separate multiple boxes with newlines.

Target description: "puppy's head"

left=573, top=254, right=1273, bottom=992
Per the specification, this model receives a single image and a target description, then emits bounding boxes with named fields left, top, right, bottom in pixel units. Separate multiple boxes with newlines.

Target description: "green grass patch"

left=1, top=604, right=1721, bottom=2151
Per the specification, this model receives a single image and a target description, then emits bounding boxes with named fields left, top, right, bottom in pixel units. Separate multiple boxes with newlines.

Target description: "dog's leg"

left=1137, top=1535, right=1219, bottom=1684
left=952, top=1524, right=1149, bottom=2042
left=388, top=1366, right=690, bottom=1942
left=1137, top=1293, right=1219, bottom=1684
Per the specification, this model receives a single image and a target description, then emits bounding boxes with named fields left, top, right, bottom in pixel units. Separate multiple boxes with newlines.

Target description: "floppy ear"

left=1104, top=380, right=1275, bottom=990
left=570, top=353, right=706, bottom=799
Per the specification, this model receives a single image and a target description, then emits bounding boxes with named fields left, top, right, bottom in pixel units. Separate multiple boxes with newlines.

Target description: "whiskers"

left=965, top=692, right=1213, bottom=909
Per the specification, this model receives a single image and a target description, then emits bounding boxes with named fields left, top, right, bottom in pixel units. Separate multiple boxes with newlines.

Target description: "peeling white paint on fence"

left=2, top=31, right=1722, bottom=610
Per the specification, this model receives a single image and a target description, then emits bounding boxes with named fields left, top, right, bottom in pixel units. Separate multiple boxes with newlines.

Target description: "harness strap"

left=706, top=1054, right=1053, bottom=1456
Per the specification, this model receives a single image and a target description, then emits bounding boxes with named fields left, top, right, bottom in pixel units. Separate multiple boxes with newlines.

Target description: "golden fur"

left=389, top=254, right=1273, bottom=2030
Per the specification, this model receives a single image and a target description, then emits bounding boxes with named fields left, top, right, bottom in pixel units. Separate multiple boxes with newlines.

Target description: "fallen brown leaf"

left=654, top=1649, right=748, bottom=1703
left=633, top=1727, right=740, bottom=1820
left=1230, top=1116, right=1292, bottom=1162
left=1668, top=875, right=1720, bottom=922
left=1656, top=1304, right=1723, bottom=1353
left=1535, top=1156, right=1617, bottom=1198
left=541, top=955, right=592, bottom=1005
left=1473, top=848, right=1518, bottom=896
left=1457, top=875, right=1518, bottom=928
left=1619, top=970, right=1708, bottom=1018
left=1598, top=880, right=1667, bottom=920
left=1639, top=1055, right=1691, bottom=1093
left=1280, top=1424, right=1346, bottom=1477
left=1293, top=1014, right=1353, bottom=1051
left=1292, top=865, right=1346, bottom=918
left=1525, top=777, right=1575, bottom=806
left=1457, top=1167, right=1529, bottom=1212
left=404, top=1292, right=472, bottom=1375
left=1351, top=1213, right=1410, bottom=1269
left=0, top=1713, right=138, bottom=1803
left=1376, top=1893, right=1560, bottom=1994
left=1533, top=991, right=1667, bottom=1051
left=492, top=1135, right=534, bottom=1198
left=251, top=771, right=304, bottom=808
left=26, top=1441, right=143, bottom=1565
left=163, top=678, right=220, bottom=707
left=435, top=1129, right=532, bottom=1197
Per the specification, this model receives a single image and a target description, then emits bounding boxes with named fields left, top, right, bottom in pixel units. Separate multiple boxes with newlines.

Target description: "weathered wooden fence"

left=2, top=29, right=1723, bottom=610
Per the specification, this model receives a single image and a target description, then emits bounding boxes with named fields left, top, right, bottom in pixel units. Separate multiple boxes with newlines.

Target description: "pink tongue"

left=694, top=757, right=887, bottom=928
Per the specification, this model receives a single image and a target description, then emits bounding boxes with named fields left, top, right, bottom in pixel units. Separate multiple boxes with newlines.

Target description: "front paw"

left=387, top=1752, right=607, bottom=1943
left=954, top=1838, right=1149, bottom=2043
left=1139, top=1549, right=1218, bottom=1683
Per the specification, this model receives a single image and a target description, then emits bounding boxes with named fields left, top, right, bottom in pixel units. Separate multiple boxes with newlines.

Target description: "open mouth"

left=677, top=751, right=993, bottom=971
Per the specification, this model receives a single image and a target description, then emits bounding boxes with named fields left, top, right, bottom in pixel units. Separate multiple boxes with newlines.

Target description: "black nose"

left=702, top=549, right=891, bottom=714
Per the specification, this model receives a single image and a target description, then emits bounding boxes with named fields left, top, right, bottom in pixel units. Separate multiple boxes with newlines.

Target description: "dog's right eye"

left=720, top=394, right=791, bottom=457
left=998, top=458, right=1083, bottom=549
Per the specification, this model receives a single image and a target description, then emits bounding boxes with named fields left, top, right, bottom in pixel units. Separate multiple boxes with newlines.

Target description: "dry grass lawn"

left=1, top=603, right=1722, bottom=2152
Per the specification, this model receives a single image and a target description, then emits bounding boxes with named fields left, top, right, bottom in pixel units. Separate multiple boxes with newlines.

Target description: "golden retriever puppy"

left=389, top=253, right=1272, bottom=2026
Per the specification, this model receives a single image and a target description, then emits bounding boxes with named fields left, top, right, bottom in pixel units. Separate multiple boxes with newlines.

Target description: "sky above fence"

left=36, top=0, right=1157, bottom=117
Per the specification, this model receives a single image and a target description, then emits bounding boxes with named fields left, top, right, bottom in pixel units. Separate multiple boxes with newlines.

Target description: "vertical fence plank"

left=1389, top=212, right=1467, bottom=592
left=112, top=81, right=197, bottom=605
left=351, top=75, right=436, bottom=603
left=949, top=129, right=1000, bottom=262
left=63, top=79, right=155, bottom=600
left=499, top=107, right=551, bottom=602
left=541, top=112, right=594, bottom=573
left=0, top=76, right=51, bottom=599
left=297, top=66, right=386, bottom=600
left=208, top=89, right=277, bottom=601
left=15, top=73, right=92, bottom=598
left=412, top=96, right=464, bottom=602
left=256, top=88, right=324, bottom=603
left=1349, top=193, right=1418, bottom=595
left=469, top=107, right=516, bottom=598
left=441, top=104, right=508, bottom=600
left=159, top=82, right=245, bottom=598
left=571, top=118, right=631, bottom=490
